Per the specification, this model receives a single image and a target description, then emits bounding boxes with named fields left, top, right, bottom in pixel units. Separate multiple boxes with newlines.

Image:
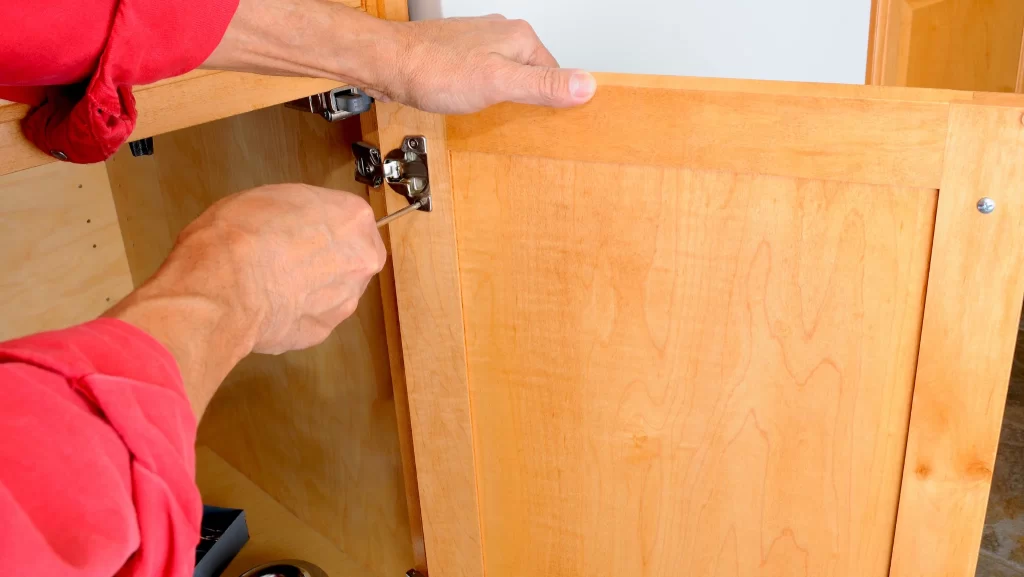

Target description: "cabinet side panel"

left=106, top=107, right=414, bottom=577
left=0, top=162, right=133, bottom=340
left=452, top=152, right=937, bottom=577
left=890, top=104, right=1024, bottom=577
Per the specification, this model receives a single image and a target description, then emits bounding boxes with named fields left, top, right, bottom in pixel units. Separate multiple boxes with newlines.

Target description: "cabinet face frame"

left=372, top=76, right=1024, bottom=577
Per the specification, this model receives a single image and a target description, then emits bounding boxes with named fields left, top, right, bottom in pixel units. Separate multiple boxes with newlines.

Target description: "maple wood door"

left=371, top=76, right=1024, bottom=577
left=868, top=0, right=1024, bottom=91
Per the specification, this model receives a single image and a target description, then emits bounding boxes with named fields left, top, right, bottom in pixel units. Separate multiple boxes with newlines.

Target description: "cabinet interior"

left=102, top=105, right=420, bottom=577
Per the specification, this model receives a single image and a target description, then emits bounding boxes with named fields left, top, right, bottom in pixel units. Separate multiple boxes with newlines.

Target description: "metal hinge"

left=354, top=136, right=432, bottom=227
left=286, top=87, right=374, bottom=122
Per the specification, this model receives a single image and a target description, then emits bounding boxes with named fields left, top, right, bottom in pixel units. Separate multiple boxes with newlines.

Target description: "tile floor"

left=977, top=329, right=1024, bottom=576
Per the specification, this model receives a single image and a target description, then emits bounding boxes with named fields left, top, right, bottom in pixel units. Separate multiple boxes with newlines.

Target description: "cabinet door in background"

left=868, top=0, right=1024, bottom=91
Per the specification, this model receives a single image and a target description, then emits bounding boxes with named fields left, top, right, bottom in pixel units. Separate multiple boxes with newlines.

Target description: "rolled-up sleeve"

left=0, top=319, right=200, bottom=576
left=0, top=0, right=239, bottom=163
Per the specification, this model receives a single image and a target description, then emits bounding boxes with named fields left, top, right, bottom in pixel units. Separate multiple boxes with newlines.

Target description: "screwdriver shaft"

left=376, top=199, right=425, bottom=228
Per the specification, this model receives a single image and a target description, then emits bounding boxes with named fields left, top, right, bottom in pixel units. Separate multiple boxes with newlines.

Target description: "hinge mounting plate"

left=286, top=87, right=374, bottom=122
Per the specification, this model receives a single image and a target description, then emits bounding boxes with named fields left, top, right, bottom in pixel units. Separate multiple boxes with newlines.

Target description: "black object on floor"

left=195, top=506, right=249, bottom=577
left=128, top=137, right=154, bottom=157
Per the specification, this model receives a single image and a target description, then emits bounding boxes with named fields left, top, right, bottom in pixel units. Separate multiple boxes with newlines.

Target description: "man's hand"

left=202, top=0, right=596, bottom=114
left=106, top=184, right=385, bottom=417
left=372, top=16, right=597, bottom=113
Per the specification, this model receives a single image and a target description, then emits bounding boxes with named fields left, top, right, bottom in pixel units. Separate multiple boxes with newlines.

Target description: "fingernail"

left=569, top=72, right=596, bottom=100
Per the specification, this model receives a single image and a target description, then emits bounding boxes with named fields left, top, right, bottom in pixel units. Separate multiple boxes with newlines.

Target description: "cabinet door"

left=868, top=0, right=1024, bottom=91
left=374, top=76, right=1024, bottom=577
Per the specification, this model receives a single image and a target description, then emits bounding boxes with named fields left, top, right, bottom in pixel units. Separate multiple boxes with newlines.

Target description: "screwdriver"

left=376, top=199, right=427, bottom=228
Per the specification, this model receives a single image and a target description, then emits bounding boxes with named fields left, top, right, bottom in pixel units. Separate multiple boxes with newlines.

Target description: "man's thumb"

left=506, top=66, right=596, bottom=108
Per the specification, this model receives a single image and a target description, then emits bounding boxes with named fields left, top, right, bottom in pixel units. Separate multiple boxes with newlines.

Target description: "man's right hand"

left=107, top=184, right=386, bottom=417
left=175, top=184, right=387, bottom=354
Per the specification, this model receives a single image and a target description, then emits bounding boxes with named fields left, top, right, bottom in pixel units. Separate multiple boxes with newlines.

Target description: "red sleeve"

left=0, top=0, right=239, bottom=163
left=0, top=319, right=201, bottom=577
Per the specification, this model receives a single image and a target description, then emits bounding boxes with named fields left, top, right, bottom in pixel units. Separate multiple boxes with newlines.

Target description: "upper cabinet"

left=376, top=75, right=1024, bottom=577
left=0, top=0, right=402, bottom=177
left=868, top=0, right=1024, bottom=91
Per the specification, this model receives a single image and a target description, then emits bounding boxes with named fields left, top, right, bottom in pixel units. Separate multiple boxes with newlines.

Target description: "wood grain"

left=449, top=152, right=936, bottom=577
left=355, top=1, right=425, bottom=567
left=361, top=108, right=428, bottom=572
left=868, top=0, right=1024, bottom=92
left=196, top=446, right=373, bottom=576
left=393, top=78, right=1024, bottom=577
left=890, top=104, right=1024, bottom=577
left=106, top=107, right=414, bottom=577
left=446, top=74, right=952, bottom=189
left=371, top=102, right=486, bottom=577
left=0, top=162, right=132, bottom=341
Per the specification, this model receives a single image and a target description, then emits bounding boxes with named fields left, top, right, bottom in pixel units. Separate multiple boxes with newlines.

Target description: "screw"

left=978, top=197, right=996, bottom=214
left=369, top=148, right=382, bottom=164
left=322, top=111, right=332, bottom=120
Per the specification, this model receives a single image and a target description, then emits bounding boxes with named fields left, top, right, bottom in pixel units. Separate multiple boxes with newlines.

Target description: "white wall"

left=410, top=0, right=872, bottom=85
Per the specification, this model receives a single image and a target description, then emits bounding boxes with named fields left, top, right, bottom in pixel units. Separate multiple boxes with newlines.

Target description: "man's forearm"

left=201, top=0, right=597, bottom=114
left=201, top=0, right=400, bottom=92
left=105, top=292, right=255, bottom=419
left=103, top=226, right=262, bottom=420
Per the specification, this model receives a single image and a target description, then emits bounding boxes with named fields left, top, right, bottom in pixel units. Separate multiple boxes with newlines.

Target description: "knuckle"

left=481, top=61, right=514, bottom=105
left=509, top=19, right=536, bottom=40
left=362, top=246, right=384, bottom=275
left=374, top=239, right=388, bottom=270
left=537, top=68, right=563, bottom=101
left=308, top=326, right=335, bottom=348
left=352, top=200, right=375, bottom=222
left=337, top=298, right=359, bottom=321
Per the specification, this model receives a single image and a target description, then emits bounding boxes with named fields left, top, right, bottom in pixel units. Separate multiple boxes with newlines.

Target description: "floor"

left=977, top=328, right=1024, bottom=576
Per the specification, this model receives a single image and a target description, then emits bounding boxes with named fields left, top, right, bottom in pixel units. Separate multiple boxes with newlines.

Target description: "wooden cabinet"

left=868, top=0, right=1024, bottom=91
left=4, top=7, right=1024, bottom=577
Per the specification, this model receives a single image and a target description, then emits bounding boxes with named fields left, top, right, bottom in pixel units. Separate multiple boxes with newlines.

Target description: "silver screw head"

left=978, top=197, right=996, bottom=214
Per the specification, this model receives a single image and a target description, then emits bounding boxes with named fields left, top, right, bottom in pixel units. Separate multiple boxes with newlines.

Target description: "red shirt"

left=0, top=320, right=200, bottom=576
left=3, top=3, right=235, bottom=573
left=0, top=0, right=239, bottom=163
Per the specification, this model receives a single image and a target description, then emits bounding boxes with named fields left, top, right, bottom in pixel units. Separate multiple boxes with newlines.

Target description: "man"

left=0, top=0, right=596, bottom=573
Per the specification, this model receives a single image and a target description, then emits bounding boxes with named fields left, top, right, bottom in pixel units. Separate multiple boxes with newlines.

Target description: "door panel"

left=375, top=76, right=1024, bottom=577
left=453, top=153, right=936, bottom=576
left=868, top=0, right=1024, bottom=91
